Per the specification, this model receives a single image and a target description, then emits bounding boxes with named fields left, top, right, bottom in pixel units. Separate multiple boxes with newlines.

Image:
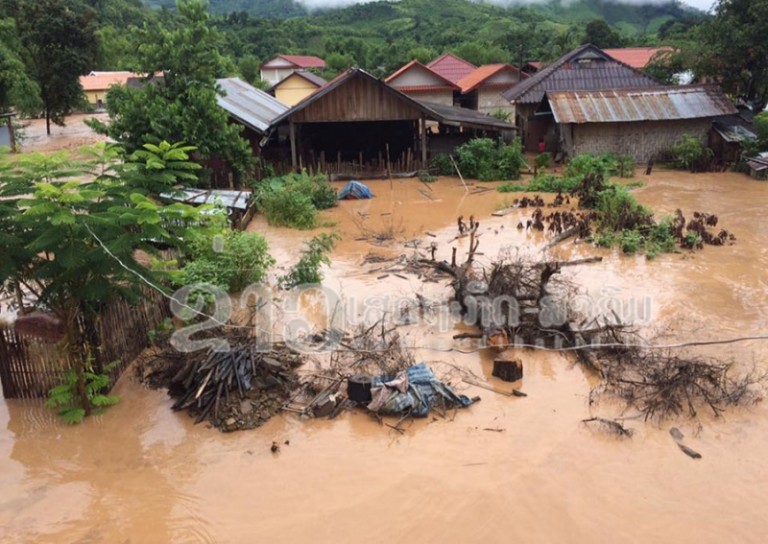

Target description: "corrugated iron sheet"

left=503, top=44, right=660, bottom=105
left=160, top=189, right=251, bottom=210
left=216, top=78, right=289, bottom=134
left=547, top=86, right=737, bottom=124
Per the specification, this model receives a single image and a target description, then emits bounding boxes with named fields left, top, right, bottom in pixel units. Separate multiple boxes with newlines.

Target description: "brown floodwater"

left=3, top=170, right=768, bottom=543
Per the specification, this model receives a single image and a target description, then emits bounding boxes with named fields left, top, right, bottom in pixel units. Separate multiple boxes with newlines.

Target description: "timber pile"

left=136, top=333, right=302, bottom=432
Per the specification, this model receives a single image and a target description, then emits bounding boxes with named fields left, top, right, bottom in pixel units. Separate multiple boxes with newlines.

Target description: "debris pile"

left=137, top=331, right=302, bottom=432
left=285, top=324, right=478, bottom=429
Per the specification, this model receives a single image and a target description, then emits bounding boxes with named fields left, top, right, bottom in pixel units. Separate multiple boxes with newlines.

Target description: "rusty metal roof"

left=216, top=77, right=289, bottom=134
left=545, top=86, right=737, bottom=124
left=503, top=44, right=660, bottom=105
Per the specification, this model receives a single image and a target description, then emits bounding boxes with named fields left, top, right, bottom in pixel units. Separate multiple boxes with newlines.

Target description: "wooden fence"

left=0, top=289, right=171, bottom=399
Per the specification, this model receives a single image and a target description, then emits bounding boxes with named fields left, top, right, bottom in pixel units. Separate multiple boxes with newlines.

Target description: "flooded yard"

left=2, top=169, right=768, bottom=543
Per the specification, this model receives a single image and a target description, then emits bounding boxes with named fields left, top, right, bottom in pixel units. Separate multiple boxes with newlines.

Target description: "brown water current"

left=2, top=170, right=768, bottom=543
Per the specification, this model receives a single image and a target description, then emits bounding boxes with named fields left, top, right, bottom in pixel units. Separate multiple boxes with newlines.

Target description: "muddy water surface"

left=2, top=171, right=768, bottom=543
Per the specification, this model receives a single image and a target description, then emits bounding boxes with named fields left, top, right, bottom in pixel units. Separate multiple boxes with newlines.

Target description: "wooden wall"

left=291, top=74, right=424, bottom=123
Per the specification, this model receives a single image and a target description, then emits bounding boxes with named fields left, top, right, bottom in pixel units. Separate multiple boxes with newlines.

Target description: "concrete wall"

left=568, top=119, right=711, bottom=162
left=401, top=89, right=454, bottom=106
left=477, top=88, right=515, bottom=117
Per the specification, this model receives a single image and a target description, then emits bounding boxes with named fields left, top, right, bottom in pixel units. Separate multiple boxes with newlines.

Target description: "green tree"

left=583, top=19, right=624, bottom=49
left=16, top=0, right=99, bottom=134
left=0, top=142, right=202, bottom=418
left=91, top=0, right=253, bottom=182
left=695, top=0, right=768, bottom=110
left=0, top=18, right=41, bottom=115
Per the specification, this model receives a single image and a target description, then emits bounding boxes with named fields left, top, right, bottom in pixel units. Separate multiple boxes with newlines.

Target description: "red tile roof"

left=427, top=54, right=477, bottom=85
left=457, top=64, right=524, bottom=94
left=603, top=48, right=673, bottom=69
left=277, top=55, right=326, bottom=69
left=385, top=60, right=459, bottom=89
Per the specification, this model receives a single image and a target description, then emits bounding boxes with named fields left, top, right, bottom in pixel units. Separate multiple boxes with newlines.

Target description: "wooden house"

left=268, top=68, right=515, bottom=177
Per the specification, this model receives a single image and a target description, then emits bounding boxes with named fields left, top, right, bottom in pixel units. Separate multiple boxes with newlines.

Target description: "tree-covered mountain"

left=149, top=0, right=702, bottom=36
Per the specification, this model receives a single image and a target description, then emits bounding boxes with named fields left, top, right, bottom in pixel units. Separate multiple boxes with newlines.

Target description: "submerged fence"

left=0, top=290, right=171, bottom=399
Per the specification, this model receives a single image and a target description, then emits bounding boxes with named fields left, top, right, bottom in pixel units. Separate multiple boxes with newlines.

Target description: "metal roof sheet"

left=545, top=86, right=737, bottom=124
left=216, top=77, right=290, bottom=134
left=503, top=44, right=660, bottom=105
left=160, top=189, right=252, bottom=210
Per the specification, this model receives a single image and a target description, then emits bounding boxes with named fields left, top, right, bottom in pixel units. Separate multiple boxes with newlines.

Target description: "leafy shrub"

left=280, top=233, right=339, bottom=288
left=256, top=171, right=337, bottom=229
left=682, top=231, right=703, bottom=249
left=456, top=138, right=497, bottom=179
left=430, top=154, right=454, bottom=176
left=597, top=185, right=653, bottom=233
left=455, top=138, right=524, bottom=181
left=565, top=154, right=615, bottom=178
left=616, top=155, right=636, bottom=178
left=182, top=229, right=275, bottom=292
left=45, top=361, right=120, bottom=424
left=535, top=152, right=552, bottom=170
left=619, top=229, right=642, bottom=254
left=669, top=134, right=713, bottom=172
left=418, top=170, right=436, bottom=183
left=498, top=174, right=580, bottom=193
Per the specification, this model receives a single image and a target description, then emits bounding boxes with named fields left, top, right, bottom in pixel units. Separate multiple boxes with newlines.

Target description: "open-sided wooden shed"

left=269, top=68, right=514, bottom=177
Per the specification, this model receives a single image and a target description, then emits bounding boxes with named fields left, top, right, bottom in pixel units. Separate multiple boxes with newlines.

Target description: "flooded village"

left=2, top=0, right=768, bottom=542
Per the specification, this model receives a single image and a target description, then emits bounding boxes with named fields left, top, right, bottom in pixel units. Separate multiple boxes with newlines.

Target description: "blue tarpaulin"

left=367, top=363, right=474, bottom=418
left=338, top=180, right=373, bottom=200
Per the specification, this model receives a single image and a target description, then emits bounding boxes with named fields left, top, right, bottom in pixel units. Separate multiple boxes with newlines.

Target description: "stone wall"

left=568, top=119, right=711, bottom=162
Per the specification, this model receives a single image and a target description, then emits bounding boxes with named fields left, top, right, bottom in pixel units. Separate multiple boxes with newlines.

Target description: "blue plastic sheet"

left=338, top=180, right=373, bottom=200
left=368, top=363, right=474, bottom=417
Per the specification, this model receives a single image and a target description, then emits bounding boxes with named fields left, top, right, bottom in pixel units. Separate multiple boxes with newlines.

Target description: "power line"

left=82, top=221, right=768, bottom=354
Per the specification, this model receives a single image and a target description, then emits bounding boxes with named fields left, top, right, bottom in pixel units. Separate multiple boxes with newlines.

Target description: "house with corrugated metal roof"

left=215, top=77, right=290, bottom=179
left=259, top=55, right=326, bottom=86
left=538, top=85, right=738, bottom=162
left=503, top=44, right=661, bottom=152
left=269, top=71, right=327, bottom=107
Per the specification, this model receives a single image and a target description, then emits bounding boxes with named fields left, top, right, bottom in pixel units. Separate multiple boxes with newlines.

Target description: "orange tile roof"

left=427, top=54, right=477, bottom=85
left=603, top=48, right=673, bottom=69
left=457, top=64, right=524, bottom=94
left=79, top=71, right=136, bottom=91
left=278, top=55, right=326, bottom=69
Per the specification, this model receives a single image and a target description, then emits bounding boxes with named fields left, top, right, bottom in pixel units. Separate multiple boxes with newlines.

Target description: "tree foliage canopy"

left=91, top=0, right=252, bottom=181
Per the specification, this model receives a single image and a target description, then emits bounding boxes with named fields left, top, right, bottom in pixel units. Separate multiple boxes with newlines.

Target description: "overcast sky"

left=294, top=0, right=716, bottom=14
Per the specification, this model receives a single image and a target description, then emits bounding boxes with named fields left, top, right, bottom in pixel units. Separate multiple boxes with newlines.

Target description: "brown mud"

left=2, top=170, right=768, bottom=543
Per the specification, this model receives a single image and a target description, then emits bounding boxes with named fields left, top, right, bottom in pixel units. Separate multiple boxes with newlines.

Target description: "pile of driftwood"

left=413, top=219, right=761, bottom=421
left=136, top=330, right=302, bottom=432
